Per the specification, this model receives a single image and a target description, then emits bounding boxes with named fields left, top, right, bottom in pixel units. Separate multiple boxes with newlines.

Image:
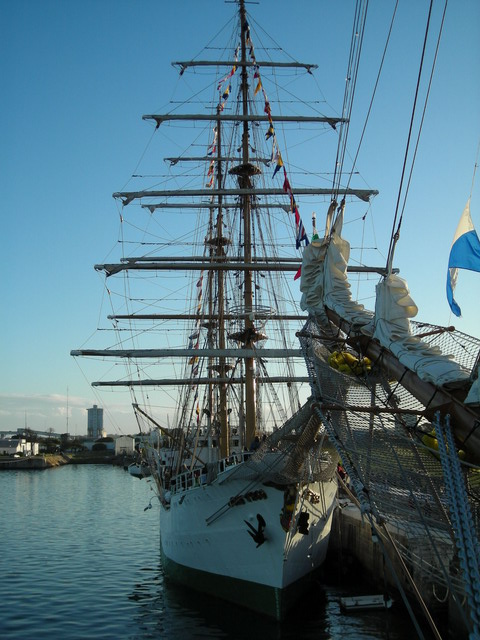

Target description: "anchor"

left=244, top=513, right=267, bottom=547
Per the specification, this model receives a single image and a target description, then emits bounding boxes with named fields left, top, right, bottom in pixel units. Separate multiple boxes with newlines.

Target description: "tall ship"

left=71, top=0, right=373, bottom=620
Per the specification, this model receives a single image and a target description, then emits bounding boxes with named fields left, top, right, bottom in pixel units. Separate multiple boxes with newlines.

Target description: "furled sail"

left=300, top=208, right=373, bottom=328
left=372, top=274, right=470, bottom=386
left=300, top=205, right=471, bottom=388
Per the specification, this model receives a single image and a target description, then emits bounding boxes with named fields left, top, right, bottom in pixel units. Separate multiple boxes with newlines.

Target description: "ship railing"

left=170, top=451, right=253, bottom=495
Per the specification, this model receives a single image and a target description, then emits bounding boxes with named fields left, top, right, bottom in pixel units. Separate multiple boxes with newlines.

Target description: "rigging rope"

left=395, top=0, right=449, bottom=258
left=345, top=0, right=399, bottom=194
left=434, top=412, right=480, bottom=637
left=332, top=0, right=369, bottom=202
left=386, top=0, right=447, bottom=274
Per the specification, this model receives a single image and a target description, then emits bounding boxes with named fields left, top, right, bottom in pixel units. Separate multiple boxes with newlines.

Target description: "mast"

left=206, top=118, right=216, bottom=458
left=215, top=106, right=229, bottom=457
left=71, top=0, right=380, bottom=450
left=239, top=0, right=256, bottom=448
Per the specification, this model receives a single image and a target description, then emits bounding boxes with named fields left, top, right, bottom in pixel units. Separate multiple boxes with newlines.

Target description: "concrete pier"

left=329, top=499, right=468, bottom=639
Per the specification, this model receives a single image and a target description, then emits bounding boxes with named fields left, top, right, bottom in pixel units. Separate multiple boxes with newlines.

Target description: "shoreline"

left=0, top=452, right=133, bottom=470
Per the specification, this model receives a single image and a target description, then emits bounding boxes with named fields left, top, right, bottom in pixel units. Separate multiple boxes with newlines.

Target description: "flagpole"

left=446, top=143, right=480, bottom=317
left=469, top=139, right=480, bottom=200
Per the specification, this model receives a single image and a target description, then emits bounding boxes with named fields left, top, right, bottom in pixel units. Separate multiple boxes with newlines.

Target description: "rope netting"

left=409, top=321, right=480, bottom=374
left=299, top=315, right=480, bottom=613
left=217, top=403, right=337, bottom=486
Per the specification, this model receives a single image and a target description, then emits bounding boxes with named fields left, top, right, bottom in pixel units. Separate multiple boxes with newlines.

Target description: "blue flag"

left=446, top=199, right=480, bottom=317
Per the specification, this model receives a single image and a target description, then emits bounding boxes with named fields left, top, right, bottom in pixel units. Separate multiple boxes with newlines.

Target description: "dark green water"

left=0, top=465, right=431, bottom=639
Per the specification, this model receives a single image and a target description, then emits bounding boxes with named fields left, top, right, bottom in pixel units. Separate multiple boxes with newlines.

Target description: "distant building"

left=115, top=436, right=135, bottom=456
left=83, top=437, right=115, bottom=452
left=0, top=437, right=39, bottom=457
left=87, top=405, right=106, bottom=440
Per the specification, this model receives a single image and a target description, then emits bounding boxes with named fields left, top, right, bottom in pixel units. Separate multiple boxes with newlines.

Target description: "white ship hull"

left=159, top=457, right=337, bottom=619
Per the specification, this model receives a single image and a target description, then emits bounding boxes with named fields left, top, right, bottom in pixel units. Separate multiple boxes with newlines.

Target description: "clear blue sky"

left=1, top=0, right=479, bottom=436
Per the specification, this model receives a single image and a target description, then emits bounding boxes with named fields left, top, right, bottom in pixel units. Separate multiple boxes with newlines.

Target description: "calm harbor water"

left=0, top=465, right=430, bottom=639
